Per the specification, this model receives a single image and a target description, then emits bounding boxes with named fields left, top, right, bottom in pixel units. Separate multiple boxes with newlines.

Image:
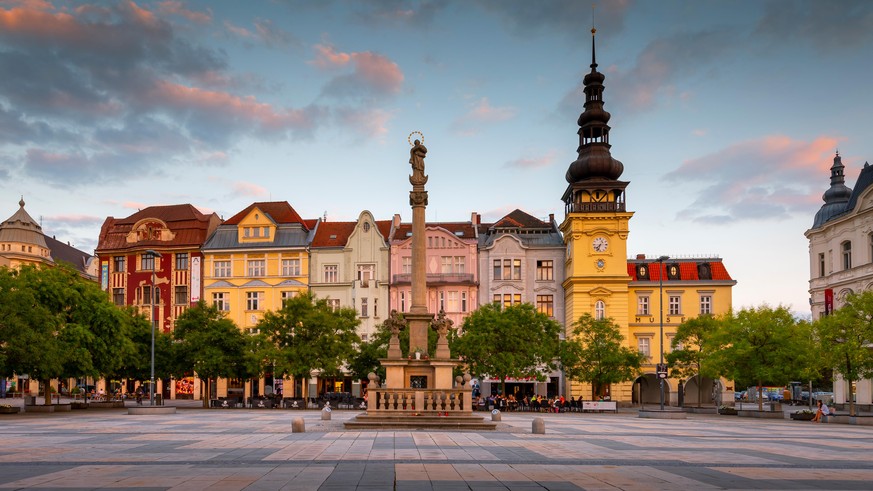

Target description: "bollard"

left=532, top=417, right=545, bottom=434
left=292, top=417, right=305, bottom=433
left=321, top=407, right=332, bottom=421
left=491, top=409, right=502, bottom=422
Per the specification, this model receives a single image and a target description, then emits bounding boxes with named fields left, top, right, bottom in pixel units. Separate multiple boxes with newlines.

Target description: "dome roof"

left=566, top=144, right=625, bottom=182
left=0, top=197, right=48, bottom=248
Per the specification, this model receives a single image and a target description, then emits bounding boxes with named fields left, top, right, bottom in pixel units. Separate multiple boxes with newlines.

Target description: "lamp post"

left=657, top=255, right=670, bottom=411
left=145, top=249, right=162, bottom=406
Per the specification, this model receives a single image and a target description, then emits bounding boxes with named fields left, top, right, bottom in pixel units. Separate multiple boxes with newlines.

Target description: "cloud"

left=664, top=135, right=843, bottom=224
left=156, top=1, right=212, bottom=24
left=753, top=1, right=873, bottom=54
left=224, top=18, right=301, bottom=49
left=452, top=97, right=516, bottom=136
left=312, top=44, right=404, bottom=99
left=474, top=0, right=631, bottom=42
left=335, top=107, right=394, bottom=139
left=0, top=1, right=324, bottom=187
left=504, top=150, right=557, bottom=170
left=232, top=181, right=269, bottom=197
left=346, top=0, right=449, bottom=28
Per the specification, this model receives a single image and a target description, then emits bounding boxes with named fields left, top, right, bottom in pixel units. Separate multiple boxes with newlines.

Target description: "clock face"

left=592, top=237, right=609, bottom=252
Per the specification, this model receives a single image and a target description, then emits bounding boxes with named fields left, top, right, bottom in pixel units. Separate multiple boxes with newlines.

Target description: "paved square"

left=1, top=406, right=871, bottom=490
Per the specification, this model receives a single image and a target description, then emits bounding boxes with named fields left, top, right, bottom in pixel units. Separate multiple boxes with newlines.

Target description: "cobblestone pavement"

left=0, top=405, right=871, bottom=490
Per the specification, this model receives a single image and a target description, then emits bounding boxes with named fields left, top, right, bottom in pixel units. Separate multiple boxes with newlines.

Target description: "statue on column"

left=409, top=133, right=427, bottom=185
left=432, top=309, right=453, bottom=359
left=385, top=309, right=407, bottom=359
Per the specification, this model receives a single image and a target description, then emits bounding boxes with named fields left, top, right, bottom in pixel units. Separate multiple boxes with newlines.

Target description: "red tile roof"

left=311, top=219, right=393, bottom=248
left=392, top=222, right=477, bottom=241
left=95, top=204, right=220, bottom=252
left=626, top=259, right=733, bottom=281
left=224, top=201, right=306, bottom=228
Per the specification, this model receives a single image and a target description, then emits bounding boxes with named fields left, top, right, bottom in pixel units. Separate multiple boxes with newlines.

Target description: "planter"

left=791, top=412, right=815, bottom=421
left=0, top=406, right=20, bottom=414
left=718, top=408, right=738, bottom=415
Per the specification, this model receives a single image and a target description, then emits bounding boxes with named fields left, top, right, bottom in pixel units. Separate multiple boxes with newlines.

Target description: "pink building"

left=388, top=213, right=480, bottom=328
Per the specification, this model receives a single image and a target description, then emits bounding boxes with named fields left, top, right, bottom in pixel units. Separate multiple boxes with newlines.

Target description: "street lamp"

left=145, top=249, right=162, bottom=406
left=657, top=255, right=670, bottom=411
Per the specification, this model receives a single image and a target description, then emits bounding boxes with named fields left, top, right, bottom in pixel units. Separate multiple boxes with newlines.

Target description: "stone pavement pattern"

left=1, top=407, right=871, bottom=490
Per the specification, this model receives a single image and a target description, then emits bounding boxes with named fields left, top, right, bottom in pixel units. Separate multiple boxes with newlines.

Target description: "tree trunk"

left=757, top=382, right=764, bottom=412
left=201, top=378, right=209, bottom=408
left=846, top=355, right=855, bottom=417
left=43, top=379, right=52, bottom=405
left=697, top=375, right=703, bottom=408
left=500, top=377, right=506, bottom=397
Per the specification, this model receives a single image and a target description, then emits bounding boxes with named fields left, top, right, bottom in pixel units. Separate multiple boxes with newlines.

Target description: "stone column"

left=407, top=181, right=433, bottom=354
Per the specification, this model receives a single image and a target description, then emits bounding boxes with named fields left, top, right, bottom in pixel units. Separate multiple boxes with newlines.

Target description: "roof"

left=311, top=219, right=392, bottom=248
left=44, top=235, right=92, bottom=274
left=202, top=224, right=311, bottom=250
left=95, top=204, right=221, bottom=252
left=0, top=198, right=48, bottom=248
left=223, top=201, right=308, bottom=230
left=392, top=222, right=478, bottom=241
left=478, top=209, right=563, bottom=248
left=626, top=258, right=734, bottom=282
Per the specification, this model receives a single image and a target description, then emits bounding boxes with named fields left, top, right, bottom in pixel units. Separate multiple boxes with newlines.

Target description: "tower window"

left=842, top=241, right=852, bottom=270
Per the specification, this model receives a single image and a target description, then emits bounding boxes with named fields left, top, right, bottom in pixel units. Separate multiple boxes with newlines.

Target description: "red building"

left=95, top=204, right=221, bottom=332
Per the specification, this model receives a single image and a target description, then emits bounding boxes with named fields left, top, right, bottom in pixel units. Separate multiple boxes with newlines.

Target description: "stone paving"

left=0, top=402, right=871, bottom=490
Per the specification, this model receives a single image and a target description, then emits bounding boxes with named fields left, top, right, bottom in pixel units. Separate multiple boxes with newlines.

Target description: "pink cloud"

left=311, top=44, right=403, bottom=95
left=505, top=151, right=557, bottom=169
left=157, top=1, right=211, bottom=24
left=311, top=44, right=354, bottom=69
left=232, top=181, right=268, bottom=197
left=336, top=107, right=393, bottom=139
left=224, top=20, right=252, bottom=38
left=466, top=97, right=516, bottom=122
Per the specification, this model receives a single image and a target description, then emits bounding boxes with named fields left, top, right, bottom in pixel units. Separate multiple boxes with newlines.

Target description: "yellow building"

left=201, top=201, right=315, bottom=400
left=561, top=32, right=735, bottom=405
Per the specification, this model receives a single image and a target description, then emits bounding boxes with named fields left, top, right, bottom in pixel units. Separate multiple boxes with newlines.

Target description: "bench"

left=582, top=401, right=617, bottom=413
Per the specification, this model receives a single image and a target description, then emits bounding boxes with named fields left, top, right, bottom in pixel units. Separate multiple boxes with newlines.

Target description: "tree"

left=254, top=292, right=359, bottom=400
left=174, top=301, right=253, bottom=407
left=709, top=305, right=813, bottom=411
left=666, top=314, right=722, bottom=407
left=451, top=303, right=562, bottom=396
left=561, top=314, right=645, bottom=399
left=814, top=291, right=873, bottom=416
left=108, top=309, right=177, bottom=389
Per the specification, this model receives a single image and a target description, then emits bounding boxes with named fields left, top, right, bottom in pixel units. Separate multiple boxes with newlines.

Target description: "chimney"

left=471, top=212, right=480, bottom=224
left=548, top=213, right=554, bottom=224
left=393, top=213, right=402, bottom=228
left=636, top=254, right=646, bottom=260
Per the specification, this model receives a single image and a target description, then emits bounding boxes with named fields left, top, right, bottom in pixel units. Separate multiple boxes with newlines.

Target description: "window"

left=214, top=260, right=231, bottom=277
left=819, top=253, right=825, bottom=277
left=360, top=298, right=368, bottom=317
left=246, top=291, right=262, bottom=311
left=439, top=291, right=445, bottom=311
left=141, top=253, right=156, bottom=271
left=248, top=259, right=266, bottom=277
left=175, top=253, right=189, bottom=270
left=112, top=288, right=124, bottom=306
left=669, top=295, right=681, bottom=315
left=361, top=333, right=369, bottom=342
left=513, top=259, right=522, bottom=280
left=842, top=241, right=852, bottom=270
left=327, top=298, right=340, bottom=311
left=373, top=297, right=378, bottom=318
left=493, top=259, right=520, bottom=280
left=142, top=285, right=152, bottom=305
left=253, top=227, right=260, bottom=238
left=448, top=291, right=459, bottom=312
left=357, top=264, right=375, bottom=285
left=638, top=295, right=650, bottom=315
left=594, top=300, right=605, bottom=320
left=441, top=256, right=452, bottom=274
left=455, top=256, right=465, bottom=274
left=493, top=259, right=502, bottom=280
left=324, top=265, right=338, bottom=283
left=263, top=227, right=270, bottom=238
left=400, top=291, right=406, bottom=312
left=536, top=260, right=553, bottom=281
left=537, top=295, right=554, bottom=317
left=281, top=291, right=295, bottom=306
left=243, top=227, right=250, bottom=238
left=402, top=256, right=412, bottom=274
left=495, top=293, right=521, bottom=308
left=113, top=256, right=125, bottom=273
left=493, top=294, right=501, bottom=305
left=213, top=292, right=229, bottom=311
left=174, top=286, right=188, bottom=305
left=282, top=259, right=301, bottom=276
left=638, top=337, right=650, bottom=358
left=699, top=295, right=712, bottom=315
left=461, top=291, right=468, bottom=312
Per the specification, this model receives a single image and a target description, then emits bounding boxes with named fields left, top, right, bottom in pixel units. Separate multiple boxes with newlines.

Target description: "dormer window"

left=363, top=222, right=370, bottom=232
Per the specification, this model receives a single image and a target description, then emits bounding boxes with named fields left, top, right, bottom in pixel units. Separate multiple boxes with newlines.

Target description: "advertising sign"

left=101, top=262, right=109, bottom=291
left=190, top=256, right=201, bottom=303
left=824, top=288, right=833, bottom=315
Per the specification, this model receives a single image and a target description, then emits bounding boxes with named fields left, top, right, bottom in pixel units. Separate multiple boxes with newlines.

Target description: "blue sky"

left=2, top=0, right=872, bottom=316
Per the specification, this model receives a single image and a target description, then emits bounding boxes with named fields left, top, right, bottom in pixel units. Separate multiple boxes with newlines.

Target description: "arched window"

left=594, top=300, right=605, bottom=320
left=842, top=241, right=852, bottom=270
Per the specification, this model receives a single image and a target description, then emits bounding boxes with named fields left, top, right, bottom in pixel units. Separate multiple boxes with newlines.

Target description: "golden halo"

left=407, top=131, right=424, bottom=146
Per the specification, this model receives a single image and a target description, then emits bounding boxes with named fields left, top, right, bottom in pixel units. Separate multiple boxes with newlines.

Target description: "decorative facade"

left=560, top=30, right=735, bottom=404
left=388, top=213, right=480, bottom=328
left=476, top=209, right=566, bottom=397
left=806, top=153, right=873, bottom=408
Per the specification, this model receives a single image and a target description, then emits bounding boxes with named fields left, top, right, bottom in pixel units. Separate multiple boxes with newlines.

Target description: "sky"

left=2, top=0, right=873, bottom=317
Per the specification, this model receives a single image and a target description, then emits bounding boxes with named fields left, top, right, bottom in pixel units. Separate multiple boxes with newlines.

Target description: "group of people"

left=475, top=394, right=602, bottom=413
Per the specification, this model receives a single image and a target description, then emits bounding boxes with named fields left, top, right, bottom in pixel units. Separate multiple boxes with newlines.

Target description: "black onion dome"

left=812, top=152, right=852, bottom=228
left=566, top=146, right=624, bottom=182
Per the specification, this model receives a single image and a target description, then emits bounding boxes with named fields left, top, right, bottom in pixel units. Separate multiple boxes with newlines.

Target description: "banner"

left=101, top=262, right=109, bottom=291
left=190, top=256, right=201, bottom=303
left=824, top=288, right=833, bottom=315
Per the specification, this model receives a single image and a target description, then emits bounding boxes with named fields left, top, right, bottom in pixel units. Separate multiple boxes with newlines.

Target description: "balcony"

left=391, top=273, right=476, bottom=286
left=565, top=201, right=626, bottom=214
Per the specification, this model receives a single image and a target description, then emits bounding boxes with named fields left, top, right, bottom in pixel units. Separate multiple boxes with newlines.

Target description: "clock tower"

left=561, top=28, right=634, bottom=398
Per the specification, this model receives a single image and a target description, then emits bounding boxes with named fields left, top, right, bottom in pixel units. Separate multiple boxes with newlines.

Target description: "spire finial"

left=19, top=195, right=24, bottom=208
left=590, top=4, right=597, bottom=68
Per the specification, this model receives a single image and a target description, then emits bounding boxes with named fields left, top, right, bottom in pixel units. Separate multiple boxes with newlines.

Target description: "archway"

left=683, top=375, right=720, bottom=407
left=633, top=374, right=670, bottom=406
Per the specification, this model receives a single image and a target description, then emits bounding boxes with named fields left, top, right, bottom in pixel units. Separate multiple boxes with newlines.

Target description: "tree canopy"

left=254, top=292, right=359, bottom=398
left=451, top=303, right=561, bottom=396
left=561, top=313, right=645, bottom=399
left=666, top=314, right=722, bottom=407
left=814, top=291, right=873, bottom=416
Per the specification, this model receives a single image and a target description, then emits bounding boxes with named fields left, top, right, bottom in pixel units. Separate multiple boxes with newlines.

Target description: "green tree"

left=451, top=303, right=562, bottom=396
left=108, top=309, right=177, bottom=389
left=709, top=305, right=813, bottom=411
left=561, top=314, right=645, bottom=399
left=174, top=301, right=253, bottom=407
left=254, top=292, right=359, bottom=400
left=814, top=291, right=873, bottom=416
left=666, top=314, right=722, bottom=407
